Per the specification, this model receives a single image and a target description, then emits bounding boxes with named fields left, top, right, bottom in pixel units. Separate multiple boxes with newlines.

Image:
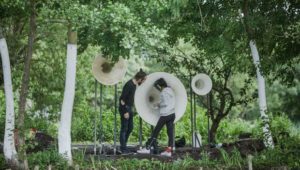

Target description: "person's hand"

left=124, top=112, right=129, bottom=119
left=152, top=103, right=159, bottom=109
left=121, top=100, right=125, bottom=105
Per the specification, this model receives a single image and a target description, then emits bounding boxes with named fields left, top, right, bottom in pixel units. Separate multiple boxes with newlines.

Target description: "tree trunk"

left=17, top=0, right=36, bottom=169
left=242, top=0, right=274, bottom=149
left=0, top=27, right=19, bottom=168
left=249, top=40, right=274, bottom=148
left=209, top=117, right=220, bottom=143
left=58, top=29, right=77, bottom=165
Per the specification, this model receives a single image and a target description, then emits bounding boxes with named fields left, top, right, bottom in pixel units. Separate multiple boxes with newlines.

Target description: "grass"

left=1, top=146, right=299, bottom=170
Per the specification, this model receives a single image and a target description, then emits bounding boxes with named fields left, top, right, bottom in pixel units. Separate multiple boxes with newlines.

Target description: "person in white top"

left=137, top=78, right=176, bottom=157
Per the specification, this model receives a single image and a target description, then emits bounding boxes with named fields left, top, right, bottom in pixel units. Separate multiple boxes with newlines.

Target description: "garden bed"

left=79, top=138, right=265, bottom=162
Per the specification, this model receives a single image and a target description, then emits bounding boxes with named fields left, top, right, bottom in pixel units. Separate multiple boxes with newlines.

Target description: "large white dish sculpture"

left=135, top=72, right=188, bottom=126
left=92, top=55, right=127, bottom=85
left=191, top=73, right=212, bottom=95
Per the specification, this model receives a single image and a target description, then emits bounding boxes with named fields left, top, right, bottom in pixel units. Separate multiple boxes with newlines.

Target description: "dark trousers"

left=119, top=107, right=133, bottom=151
left=150, top=113, right=175, bottom=147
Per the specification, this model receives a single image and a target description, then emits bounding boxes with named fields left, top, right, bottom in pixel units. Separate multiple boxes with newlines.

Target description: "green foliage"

left=250, top=113, right=300, bottom=146
left=71, top=143, right=300, bottom=169
left=71, top=100, right=98, bottom=141
left=77, top=1, right=169, bottom=60
left=26, top=141, right=299, bottom=170
left=158, top=33, right=255, bottom=142
left=217, top=118, right=256, bottom=143
left=0, top=1, right=299, bottom=168
left=198, top=151, right=219, bottom=167
left=268, top=64, right=300, bottom=118
left=269, top=114, right=294, bottom=136
left=27, top=149, right=68, bottom=170
left=219, top=148, right=245, bottom=169
left=252, top=135, right=300, bottom=169
left=0, top=154, right=9, bottom=170
left=185, top=101, right=209, bottom=143
left=71, top=155, right=220, bottom=170
left=72, top=149, right=89, bottom=168
left=245, top=1, right=300, bottom=84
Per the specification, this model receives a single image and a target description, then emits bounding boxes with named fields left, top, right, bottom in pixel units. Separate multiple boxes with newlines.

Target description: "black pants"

left=150, top=113, right=175, bottom=147
left=119, top=107, right=133, bottom=151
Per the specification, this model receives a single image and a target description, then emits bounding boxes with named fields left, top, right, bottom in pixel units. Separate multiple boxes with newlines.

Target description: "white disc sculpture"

left=92, top=55, right=127, bottom=85
left=191, top=73, right=212, bottom=96
left=135, top=72, right=188, bottom=126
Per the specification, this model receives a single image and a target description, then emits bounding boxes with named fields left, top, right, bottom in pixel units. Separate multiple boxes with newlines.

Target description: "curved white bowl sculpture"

left=191, top=73, right=212, bottom=96
left=135, top=72, right=187, bottom=126
left=92, top=55, right=127, bottom=86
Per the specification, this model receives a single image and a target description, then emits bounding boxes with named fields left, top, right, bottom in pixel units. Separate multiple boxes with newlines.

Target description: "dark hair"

left=134, top=69, right=147, bottom=80
left=154, top=78, right=168, bottom=90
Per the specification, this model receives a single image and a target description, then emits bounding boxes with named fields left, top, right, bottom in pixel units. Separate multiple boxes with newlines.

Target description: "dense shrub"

left=217, top=118, right=257, bottom=143
left=252, top=135, right=300, bottom=169
left=27, top=149, right=68, bottom=170
left=0, top=155, right=9, bottom=170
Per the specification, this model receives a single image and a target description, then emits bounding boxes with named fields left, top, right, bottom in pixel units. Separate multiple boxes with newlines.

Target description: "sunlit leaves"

left=78, top=1, right=170, bottom=60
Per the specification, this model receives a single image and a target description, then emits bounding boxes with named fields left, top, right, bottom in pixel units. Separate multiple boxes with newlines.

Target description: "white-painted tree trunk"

left=0, top=38, right=18, bottom=164
left=249, top=40, right=274, bottom=148
left=58, top=43, right=77, bottom=165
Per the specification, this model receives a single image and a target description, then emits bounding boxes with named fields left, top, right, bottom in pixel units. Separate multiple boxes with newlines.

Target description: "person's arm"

left=119, top=83, right=130, bottom=114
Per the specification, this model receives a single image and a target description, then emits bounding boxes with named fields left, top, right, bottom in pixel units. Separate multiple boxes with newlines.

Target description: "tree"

left=0, top=27, right=18, bottom=168
left=155, top=0, right=299, bottom=145
left=248, top=39, right=274, bottom=148
left=239, top=0, right=299, bottom=147
left=77, top=1, right=170, bottom=61
left=0, top=0, right=28, bottom=87
left=158, top=39, right=250, bottom=143
left=58, top=27, right=77, bottom=165
left=149, top=1, right=253, bottom=143
left=17, top=0, right=37, bottom=169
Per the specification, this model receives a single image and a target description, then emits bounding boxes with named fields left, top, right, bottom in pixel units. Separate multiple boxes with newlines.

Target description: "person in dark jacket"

left=119, top=69, right=147, bottom=154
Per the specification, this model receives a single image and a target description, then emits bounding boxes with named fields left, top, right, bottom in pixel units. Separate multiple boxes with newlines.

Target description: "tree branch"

left=0, top=27, right=3, bottom=39
left=223, top=87, right=235, bottom=116
left=242, top=0, right=254, bottom=39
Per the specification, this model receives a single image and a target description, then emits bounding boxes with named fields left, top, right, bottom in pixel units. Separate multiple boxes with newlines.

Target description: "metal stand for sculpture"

left=93, top=82, right=104, bottom=155
left=92, top=55, right=127, bottom=156
left=114, top=84, right=117, bottom=155
left=191, top=73, right=213, bottom=148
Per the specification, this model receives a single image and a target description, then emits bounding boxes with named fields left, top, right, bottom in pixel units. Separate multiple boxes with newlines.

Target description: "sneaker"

left=137, top=147, right=150, bottom=154
left=120, top=149, right=131, bottom=155
left=160, top=147, right=172, bottom=157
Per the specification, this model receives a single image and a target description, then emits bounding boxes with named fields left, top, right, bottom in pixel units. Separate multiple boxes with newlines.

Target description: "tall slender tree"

left=0, top=27, right=18, bottom=168
left=17, top=0, right=36, bottom=169
left=241, top=0, right=274, bottom=148
left=58, top=26, right=77, bottom=165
